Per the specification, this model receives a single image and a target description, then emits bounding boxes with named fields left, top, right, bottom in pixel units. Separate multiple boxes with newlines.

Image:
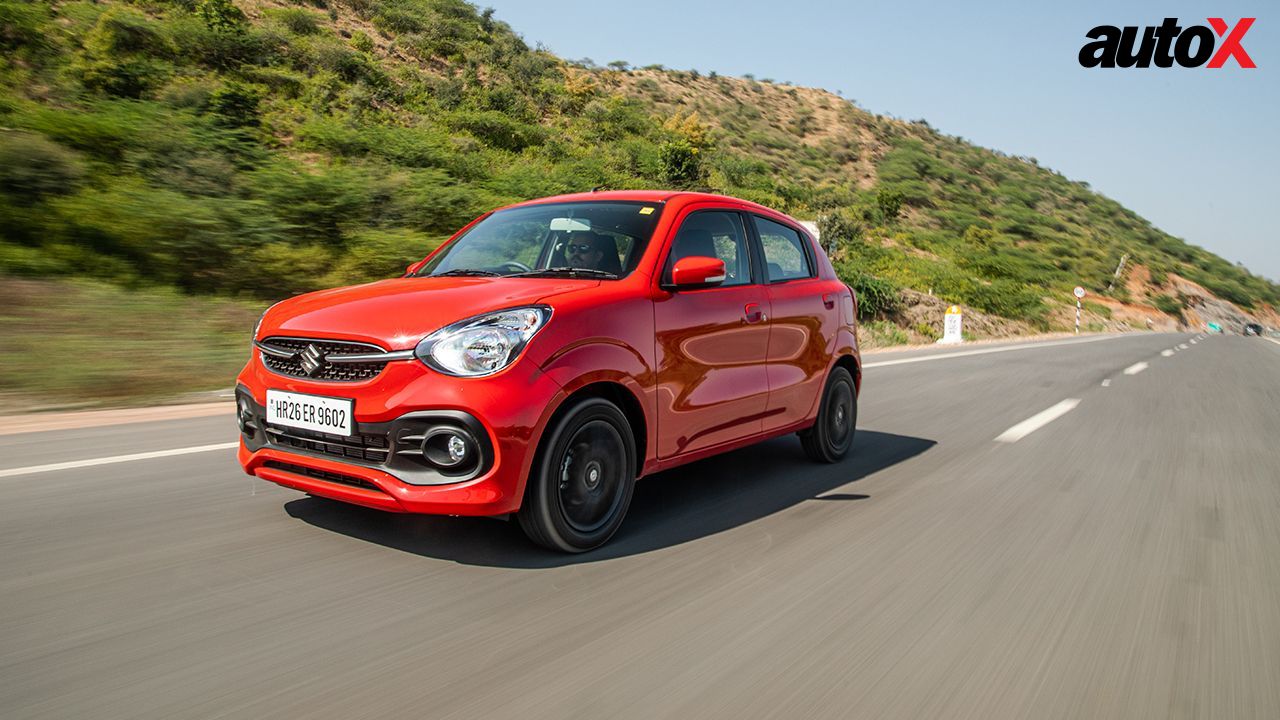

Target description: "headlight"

left=253, top=310, right=267, bottom=341
left=252, top=301, right=282, bottom=344
left=415, top=306, right=551, bottom=377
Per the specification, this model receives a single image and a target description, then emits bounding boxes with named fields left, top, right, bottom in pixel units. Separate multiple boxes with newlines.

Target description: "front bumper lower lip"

left=240, top=443, right=515, bottom=515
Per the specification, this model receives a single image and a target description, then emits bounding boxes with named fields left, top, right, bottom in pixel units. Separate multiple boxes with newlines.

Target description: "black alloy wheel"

left=518, top=398, right=636, bottom=552
left=799, top=366, right=857, bottom=463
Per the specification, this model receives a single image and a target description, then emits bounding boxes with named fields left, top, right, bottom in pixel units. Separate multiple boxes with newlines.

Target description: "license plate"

left=265, top=390, right=354, bottom=436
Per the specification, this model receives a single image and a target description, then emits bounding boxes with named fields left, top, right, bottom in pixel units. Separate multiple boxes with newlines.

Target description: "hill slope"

left=1, top=0, right=1276, bottom=336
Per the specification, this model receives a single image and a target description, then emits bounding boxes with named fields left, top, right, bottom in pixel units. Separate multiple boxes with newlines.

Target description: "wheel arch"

left=833, top=353, right=861, bottom=395
left=536, top=381, right=648, bottom=479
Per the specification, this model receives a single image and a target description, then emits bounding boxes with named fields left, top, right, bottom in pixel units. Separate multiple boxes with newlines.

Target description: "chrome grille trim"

left=256, top=337, right=406, bottom=382
left=253, top=340, right=413, bottom=363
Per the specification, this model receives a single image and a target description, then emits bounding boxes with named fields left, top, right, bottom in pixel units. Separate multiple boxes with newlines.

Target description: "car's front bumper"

left=234, top=353, right=567, bottom=516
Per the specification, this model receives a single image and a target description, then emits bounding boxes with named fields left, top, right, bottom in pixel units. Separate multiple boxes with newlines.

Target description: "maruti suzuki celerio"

left=237, top=191, right=861, bottom=551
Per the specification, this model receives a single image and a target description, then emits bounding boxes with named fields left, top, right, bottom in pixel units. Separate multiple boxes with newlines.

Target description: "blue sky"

left=483, top=0, right=1278, bottom=282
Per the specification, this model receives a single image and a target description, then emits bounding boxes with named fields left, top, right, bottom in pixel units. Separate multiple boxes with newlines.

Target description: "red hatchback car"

left=237, top=191, right=861, bottom=551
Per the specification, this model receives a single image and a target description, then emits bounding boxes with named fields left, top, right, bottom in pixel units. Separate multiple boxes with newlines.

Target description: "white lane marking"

left=1178, top=343, right=1189, bottom=350
left=1190, top=339, right=1197, bottom=344
left=1161, top=349, right=1175, bottom=357
left=1123, top=362, right=1149, bottom=375
left=1266, top=337, right=1280, bottom=347
left=1101, top=379, right=1111, bottom=387
left=995, top=399, right=1082, bottom=443
left=0, top=442, right=239, bottom=479
left=863, top=334, right=1124, bottom=369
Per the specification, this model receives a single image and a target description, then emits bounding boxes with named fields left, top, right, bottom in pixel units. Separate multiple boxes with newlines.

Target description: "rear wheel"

left=517, top=398, right=636, bottom=552
left=799, top=366, right=857, bottom=463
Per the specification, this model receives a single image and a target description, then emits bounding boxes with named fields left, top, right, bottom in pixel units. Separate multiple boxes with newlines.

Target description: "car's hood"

left=261, top=277, right=597, bottom=350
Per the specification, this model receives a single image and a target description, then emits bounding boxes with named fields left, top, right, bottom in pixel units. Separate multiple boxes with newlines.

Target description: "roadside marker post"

left=1073, top=286, right=1086, bottom=334
left=939, top=305, right=964, bottom=344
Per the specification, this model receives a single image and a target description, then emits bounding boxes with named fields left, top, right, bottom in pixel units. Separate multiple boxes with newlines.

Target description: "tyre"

left=799, top=366, right=857, bottom=463
left=517, top=398, right=637, bottom=552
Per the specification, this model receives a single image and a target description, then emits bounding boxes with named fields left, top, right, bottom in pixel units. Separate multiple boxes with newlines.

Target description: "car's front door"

left=653, top=208, right=770, bottom=459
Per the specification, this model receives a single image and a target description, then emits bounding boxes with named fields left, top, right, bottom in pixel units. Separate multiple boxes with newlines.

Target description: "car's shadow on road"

left=284, top=430, right=935, bottom=568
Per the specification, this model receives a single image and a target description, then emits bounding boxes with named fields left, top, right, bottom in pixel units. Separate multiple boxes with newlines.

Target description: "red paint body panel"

left=235, top=191, right=860, bottom=516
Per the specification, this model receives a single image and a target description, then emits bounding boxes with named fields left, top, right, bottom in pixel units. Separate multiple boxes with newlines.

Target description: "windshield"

left=417, top=201, right=664, bottom=279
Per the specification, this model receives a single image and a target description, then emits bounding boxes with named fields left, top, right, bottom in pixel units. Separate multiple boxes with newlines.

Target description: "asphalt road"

left=3, top=333, right=1279, bottom=719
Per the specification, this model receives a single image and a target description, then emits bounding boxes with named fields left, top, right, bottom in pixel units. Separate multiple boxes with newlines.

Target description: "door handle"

left=744, top=303, right=766, bottom=324
left=822, top=293, right=836, bottom=310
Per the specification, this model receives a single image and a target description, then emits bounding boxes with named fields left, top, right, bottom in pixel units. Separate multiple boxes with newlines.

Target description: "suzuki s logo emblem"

left=298, top=344, right=326, bottom=376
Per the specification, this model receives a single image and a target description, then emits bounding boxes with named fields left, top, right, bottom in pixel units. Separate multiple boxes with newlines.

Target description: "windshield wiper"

left=429, top=268, right=503, bottom=277
left=508, top=267, right=619, bottom=280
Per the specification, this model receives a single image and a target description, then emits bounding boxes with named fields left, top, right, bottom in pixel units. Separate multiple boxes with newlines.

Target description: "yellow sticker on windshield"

left=638, top=206, right=654, bottom=215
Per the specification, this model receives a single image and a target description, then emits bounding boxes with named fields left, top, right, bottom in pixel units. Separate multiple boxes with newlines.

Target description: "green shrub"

left=838, top=268, right=900, bottom=319
left=0, top=0, right=55, bottom=56
left=1082, top=300, right=1112, bottom=319
left=208, top=82, right=262, bottom=127
left=658, top=139, right=705, bottom=187
left=322, top=227, right=444, bottom=286
left=0, top=132, right=85, bottom=200
left=197, top=0, right=247, bottom=33
left=350, top=30, right=374, bottom=52
left=861, top=320, right=909, bottom=346
left=963, top=280, right=1047, bottom=323
left=268, top=7, right=323, bottom=35
left=914, top=321, right=940, bottom=340
left=450, top=109, right=546, bottom=151
left=1150, top=294, right=1182, bottom=315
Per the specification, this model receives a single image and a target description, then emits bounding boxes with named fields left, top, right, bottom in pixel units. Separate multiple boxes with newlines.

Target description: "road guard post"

left=939, top=305, right=963, bottom=344
left=1073, top=286, right=1086, bottom=334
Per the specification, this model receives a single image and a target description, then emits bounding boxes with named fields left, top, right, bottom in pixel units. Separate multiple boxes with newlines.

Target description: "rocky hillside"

left=1, top=0, right=1276, bottom=338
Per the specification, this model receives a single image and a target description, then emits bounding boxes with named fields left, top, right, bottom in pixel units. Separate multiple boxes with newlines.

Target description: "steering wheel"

left=496, top=261, right=532, bottom=273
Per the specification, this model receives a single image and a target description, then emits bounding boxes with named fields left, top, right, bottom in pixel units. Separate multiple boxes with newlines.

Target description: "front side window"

left=754, top=216, right=813, bottom=282
left=665, top=211, right=753, bottom=287
left=418, top=202, right=662, bottom=279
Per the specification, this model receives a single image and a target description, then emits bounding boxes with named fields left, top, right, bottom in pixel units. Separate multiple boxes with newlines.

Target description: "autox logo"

left=1079, top=18, right=1256, bottom=68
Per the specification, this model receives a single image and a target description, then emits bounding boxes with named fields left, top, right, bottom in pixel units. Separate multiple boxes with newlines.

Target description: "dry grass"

left=0, top=278, right=265, bottom=407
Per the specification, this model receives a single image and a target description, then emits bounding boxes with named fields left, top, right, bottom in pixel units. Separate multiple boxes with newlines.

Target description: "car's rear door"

left=750, top=214, right=836, bottom=433
left=653, top=207, right=770, bottom=459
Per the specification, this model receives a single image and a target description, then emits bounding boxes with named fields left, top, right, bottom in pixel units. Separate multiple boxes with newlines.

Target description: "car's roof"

left=496, top=190, right=797, bottom=221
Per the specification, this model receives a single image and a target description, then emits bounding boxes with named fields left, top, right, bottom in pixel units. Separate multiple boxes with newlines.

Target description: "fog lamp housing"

left=421, top=426, right=478, bottom=471
left=237, top=397, right=254, bottom=437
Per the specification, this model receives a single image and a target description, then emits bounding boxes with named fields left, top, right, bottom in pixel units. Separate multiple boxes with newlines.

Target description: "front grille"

left=264, top=424, right=390, bottom=463
left=259, top=337, right=388, bottom=382
left=263, top=460, right=384, bottom=493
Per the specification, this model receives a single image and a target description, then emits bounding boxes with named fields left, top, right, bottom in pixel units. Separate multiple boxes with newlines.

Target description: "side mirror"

left=669, top=256, right=727, bottom=289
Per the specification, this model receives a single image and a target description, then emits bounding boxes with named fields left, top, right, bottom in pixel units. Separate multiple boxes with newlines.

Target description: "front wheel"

left=517, top=398, right=636, bottom=552
left=799, top=366, right=857, bottom=463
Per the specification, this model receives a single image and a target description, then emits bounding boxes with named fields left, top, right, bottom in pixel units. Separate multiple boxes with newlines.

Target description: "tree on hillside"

left=876, top=188, right=904, bottom=224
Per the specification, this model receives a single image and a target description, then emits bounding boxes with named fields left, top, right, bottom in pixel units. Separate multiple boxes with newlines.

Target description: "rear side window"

left=754, top=216, right=813, bottom=282
left=667, top=211, right=753, bottom=286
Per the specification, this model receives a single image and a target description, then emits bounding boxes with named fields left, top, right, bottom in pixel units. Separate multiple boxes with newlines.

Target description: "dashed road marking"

left=862, top=334, right=1124, bottom=369
left=1124, top=362, right=1149, bottom=375
left=1161, top=349, right=1176, bottom=357
left=1178, top=343, right=1189, bottom=350
left=995, top=399, right=1082, bottom=443
left=1101, top=379, right=1112, bottom=387
left=0, top=442, right=240, bottom=479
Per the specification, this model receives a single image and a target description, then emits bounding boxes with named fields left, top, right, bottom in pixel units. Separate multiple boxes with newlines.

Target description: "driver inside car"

left=562, top=231, right=623, bottom=274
